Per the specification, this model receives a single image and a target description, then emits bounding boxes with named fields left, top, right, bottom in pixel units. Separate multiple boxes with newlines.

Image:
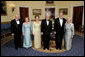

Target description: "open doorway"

left=73, top=6, right=83, bottom=30
left=19, top=7, right=29, bottom=22
left=72, top=6, right=84, bottom=36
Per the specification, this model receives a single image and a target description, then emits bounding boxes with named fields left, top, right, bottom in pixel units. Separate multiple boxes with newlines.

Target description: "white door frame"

left=82, top=6, right=84, bottom=25
left=44, top=6, right=57, bottom=19
left=70, top=5, right=84, bottom=25
left=18, top=6, right=31, bottom=21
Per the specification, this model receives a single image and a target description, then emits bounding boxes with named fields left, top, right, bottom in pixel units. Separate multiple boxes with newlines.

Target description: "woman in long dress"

left=64, top=18, right=74, bottom=50
left=22, top=17, right=32, bottom=49
left=33, top=15, right=41, bottom=49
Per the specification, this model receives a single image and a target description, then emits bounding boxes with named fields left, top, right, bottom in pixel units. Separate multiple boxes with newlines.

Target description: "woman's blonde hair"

left=25, top=17, right=29, bottom=21
left=67, top=17, right=73, bottom=23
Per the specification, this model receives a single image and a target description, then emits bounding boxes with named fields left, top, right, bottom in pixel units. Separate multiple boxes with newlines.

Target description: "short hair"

left=14, top=14, right=20, bottom=18
left=67, top=17, right=72, bottom=23
left=59, top=12, right=63, bottom=15
left=25, top=17, right=29, bottom=20
left=45, top=11, right=51, bottom=16
left=35, top=15, right=40, bottom=19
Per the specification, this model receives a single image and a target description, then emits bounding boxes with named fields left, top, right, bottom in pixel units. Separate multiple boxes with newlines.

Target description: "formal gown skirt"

left=23, top=31, right=32, bottom=48
left=22, top=23, right=32, bottom=48
left=34, top=32, right=41, bottom=48
left=65, top=31, right=72, bottom=50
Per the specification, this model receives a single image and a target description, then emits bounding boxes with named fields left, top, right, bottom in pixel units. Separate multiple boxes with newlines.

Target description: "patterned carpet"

left=1, top=35, right=84, bottom=56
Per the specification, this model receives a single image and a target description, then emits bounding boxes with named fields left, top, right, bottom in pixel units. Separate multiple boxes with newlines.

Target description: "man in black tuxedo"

left=41, top=12, right=52, bottom=50
left=54, top=12, right=66, bottom=50
left=11, top=15, right=23, bottom=50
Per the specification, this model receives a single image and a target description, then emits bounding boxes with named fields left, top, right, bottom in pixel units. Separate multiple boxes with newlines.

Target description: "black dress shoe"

left=59, top=48, right=61, bottom=50
left=43, top=48, right=46, bottom=50
left=56, top=48, right=58, bottom=49
left=47, top=48, right=49, bottom=50
left=15, top=48, right=18, bottom=50
left=19, top=46, right=23, bottom=48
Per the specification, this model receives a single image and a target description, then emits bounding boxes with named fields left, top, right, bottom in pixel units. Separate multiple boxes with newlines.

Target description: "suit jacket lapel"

left=45, top=19, right=48, bottom=26
left=14, top=19, right=19, bottom=28
left=58, top=18, right=64, bottom=27
left=58, top=18, right=61, bottom=27
left=19, top=19, right=21, bottom=24
left=62, top=18, right=65, bottom=27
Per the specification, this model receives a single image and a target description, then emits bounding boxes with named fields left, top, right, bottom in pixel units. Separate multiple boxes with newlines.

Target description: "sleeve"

left=64, top=19, right=66, bottom=23
left=41, top=20, right=43, bottom=32
left=11, top=20, right=14, bottom=34
left=71, top=24, right=75, bottom=35
left=64, top=24, right=66, bottom=34
left=20, top=19, right=23, bottom=26
left=50, top=21, right=52, bottom=32
left=54, top=19, right=57, bottom=31
left=22, top=23, right=25, bottom=33
left=30, top=22, right=33, bottom=31
left=40, top=21, right=41, bottom=32
left=32, top=22, right=35, bottom=34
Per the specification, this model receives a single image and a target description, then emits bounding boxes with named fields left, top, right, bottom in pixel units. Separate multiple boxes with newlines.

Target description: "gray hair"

left=45, top=11, right=51, bottom=16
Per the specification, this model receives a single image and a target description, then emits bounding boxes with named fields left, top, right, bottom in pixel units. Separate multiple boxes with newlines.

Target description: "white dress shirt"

left=16, top=19, right=20, bottom=24
left=59, top=18, right=63, bottom=27
left=46, top=20, right=49, bottom=26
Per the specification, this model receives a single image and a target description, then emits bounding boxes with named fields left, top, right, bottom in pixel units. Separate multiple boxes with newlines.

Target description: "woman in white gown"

left=64, top=18, right=74, bottom=50
left=33, top=15, right=41, bottom=49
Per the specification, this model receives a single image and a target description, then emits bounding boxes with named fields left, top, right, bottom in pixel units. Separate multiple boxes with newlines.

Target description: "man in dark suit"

left=54, top=12, right=66, bottom=50
left=41, top=12, right=52, bottom=50
left=11, top=14, right=23, bottom=50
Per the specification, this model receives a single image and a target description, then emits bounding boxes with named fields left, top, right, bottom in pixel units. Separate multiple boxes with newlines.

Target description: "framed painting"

left=59, top=8, right=68, bottom=15
left=33, top=9, right=41, bottom=15
left=1, top=1, right=7, bottom=16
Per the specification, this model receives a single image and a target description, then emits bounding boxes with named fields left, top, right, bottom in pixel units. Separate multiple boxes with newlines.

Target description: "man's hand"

left=71, top=35, right=73, bottom=39
left=31, top=31, right=33, bottom=35
left=50, top=33, right=52, bottom=35
left=11, top=33, right=14, bottom=36
left=54, top=31, right=56, bottom=34
left=41, top=32, right=43, bottom=35
left=22, top=33, right=24, bottom=36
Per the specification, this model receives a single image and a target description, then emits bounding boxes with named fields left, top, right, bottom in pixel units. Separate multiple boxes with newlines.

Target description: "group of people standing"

left=11, top=12, right=74, bottom=51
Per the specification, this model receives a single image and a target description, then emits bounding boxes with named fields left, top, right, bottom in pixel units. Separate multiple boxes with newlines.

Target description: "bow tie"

left=46, top=20, right=49, bottom=21
left=16, top=20, right=19, bottom=21
left=59, top=18, right=63, bottom=19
